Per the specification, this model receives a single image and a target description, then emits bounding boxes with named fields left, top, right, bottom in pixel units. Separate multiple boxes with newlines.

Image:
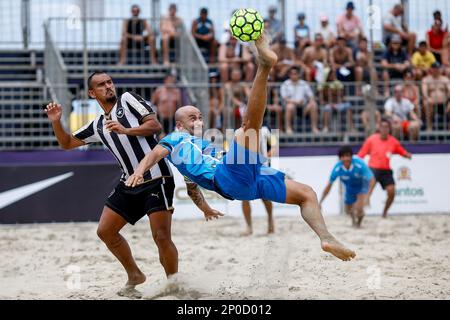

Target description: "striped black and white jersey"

left=73, top=91, right=173, bottom=182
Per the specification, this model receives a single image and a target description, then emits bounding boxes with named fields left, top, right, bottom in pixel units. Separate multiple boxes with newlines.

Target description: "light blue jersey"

left=330, top=156, right=373, bottom=204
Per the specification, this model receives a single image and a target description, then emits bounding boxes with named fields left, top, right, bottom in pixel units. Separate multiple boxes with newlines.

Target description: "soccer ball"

left=229, top=8, right=264, bottom=42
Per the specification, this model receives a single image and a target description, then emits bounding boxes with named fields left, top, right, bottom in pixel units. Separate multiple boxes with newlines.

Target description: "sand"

left=0, top=214, right=449, bottom=300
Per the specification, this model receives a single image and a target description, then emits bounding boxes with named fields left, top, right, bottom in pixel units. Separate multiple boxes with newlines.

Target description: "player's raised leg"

left=285, top=179, right=356, bottom=261
left=96, top=207, right=146, bottom=294
left=235, top=34, right=278, bottom=153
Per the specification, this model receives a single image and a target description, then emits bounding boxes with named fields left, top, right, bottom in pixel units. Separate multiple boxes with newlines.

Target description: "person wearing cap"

left=412, top=41, right=437, bottom=80
left=381, top=34, right=410, bottom=97
left=422, top=61, right=450, bottom=131
left=294, top=12, right=311, bottom=51
left=160, top=3, right=184, bottom=65
left=318, top=15, right=336, bottom=49
left=383, top=4, right=416, bottom=56
left=264, top=6, right=284, bottom=43
left=192, top=8, right=218, bottom=63
left=270, top=37, right=296, bottom=81
left=336, top=1, right=364, bottom=49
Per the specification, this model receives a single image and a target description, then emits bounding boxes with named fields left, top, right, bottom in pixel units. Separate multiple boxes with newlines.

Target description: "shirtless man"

left=302, top=33, right=329, bottom=82
left=151, top=74, right=182, bottom=137
left=160, top=4, right=184, bottom=65
left=422, top=62, right=450, bottom=130
left=330, top=37, right=355, bottom=82
left=224, top=68, right=251, bottom=128
left=271, top=38, right=296, bottom=81
left=219, top=36, right=255, bottom=82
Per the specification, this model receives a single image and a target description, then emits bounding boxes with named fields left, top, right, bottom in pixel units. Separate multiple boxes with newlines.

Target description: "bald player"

left=126, top=34, right=356, bottom=262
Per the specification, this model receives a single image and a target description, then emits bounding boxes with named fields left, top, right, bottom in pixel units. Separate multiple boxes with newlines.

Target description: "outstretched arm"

left=319, top=182, right=333, bottom=205
left=125, top=144, right=169, bottom=187
left=185, top=181, right=224, bottom=221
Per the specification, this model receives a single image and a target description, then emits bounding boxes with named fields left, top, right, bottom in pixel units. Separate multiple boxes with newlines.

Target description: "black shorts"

left=105, top=177, right=175, bottom=225
left=371, top=168, right=395, bottom=190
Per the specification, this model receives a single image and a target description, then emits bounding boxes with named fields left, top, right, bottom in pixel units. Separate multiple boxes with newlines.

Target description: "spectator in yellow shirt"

left=412, top=41, right=436, bottom=79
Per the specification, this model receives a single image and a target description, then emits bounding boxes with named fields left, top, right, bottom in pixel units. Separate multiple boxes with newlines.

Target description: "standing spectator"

left=208, top=72, right=223, bottom=130
left=280, top=67, right=319, bottom=134
left=381, top=35, right=410, bottom=97
left=412, top=41, right=436, bottom=80
left=160, top=4, right=184, bottom=66
left=224, top=68, right=250, bottom=129
left=119, top=5, right=157, bottom=65
left=442, top=33, right=450, bottom=76
left=271, top=37, right=296, bottom=81
left=218, top=36, right=255, bottom=82
left=422, top=62, right=450, bottom=131
left=433, top=10, right=449, bottom=32
left=358, top=118, right=412, bottom=218
left=294, top=13, right=311, bottom=51
left=336, top=2, right=364, bottom=49
left=264, top=6, right=283, bottom=43
left=318, top=69, right=353, bottom=133
left=384, top=85, right=421, bottom=141
left=318, top=15, right=336, bottom=49
left=151, top=74, right=182, bottom=138
left=383, top=4, right=417, bottom=56
left=355, top=37, right=377, bottom=95
left=402, top=69, right=421, bottom=115
left=302, top=33, right=329, bottom=83
left=192, top=8, right=218, bottom=63
left=330, top=37, right=355, bottom=83
left=427, top=19, right=447, bottom=63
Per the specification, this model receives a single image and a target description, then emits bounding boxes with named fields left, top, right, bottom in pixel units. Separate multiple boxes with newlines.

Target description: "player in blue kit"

left=126, top=34, right=355, bottom=261
left=319, top=146, right=376, bottom=228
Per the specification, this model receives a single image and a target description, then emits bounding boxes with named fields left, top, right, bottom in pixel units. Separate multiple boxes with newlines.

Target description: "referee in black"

left=45, top=71, right=177, bottom=297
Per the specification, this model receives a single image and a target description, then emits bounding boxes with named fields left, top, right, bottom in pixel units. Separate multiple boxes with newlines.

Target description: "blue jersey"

left=159, top=131, right=223, bottom=191
left=329, top=156, right=373, bottom=191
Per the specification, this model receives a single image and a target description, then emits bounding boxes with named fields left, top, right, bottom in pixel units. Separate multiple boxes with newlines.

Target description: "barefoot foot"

left=321, top=238, right=356, bottom=261
left=254, top=34, right=278, bottom=67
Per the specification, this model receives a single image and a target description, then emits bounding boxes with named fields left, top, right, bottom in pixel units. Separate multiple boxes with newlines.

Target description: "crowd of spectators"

left=120, top=2, right=450, bottom=139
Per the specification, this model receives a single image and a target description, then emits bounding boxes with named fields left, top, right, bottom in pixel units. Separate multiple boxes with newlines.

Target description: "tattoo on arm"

left=186, top=182, right=206, bottom=208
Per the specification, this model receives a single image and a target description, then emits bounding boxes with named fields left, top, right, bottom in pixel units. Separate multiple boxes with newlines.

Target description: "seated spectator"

left=160, top=3, right=184, bottom=65
left=330, top=37, right=355, bottom=83
left=151, top=73, right=182, bottom=138
left=336, top=1, right=364, bottom=49
left=119, top=4, right=157, bottom=65
left=384, top=85, right=421, bottom=141
left=218, top=35, right=255, bottom=82
left=280, top=67, right=319, bottom=134
left=433, top=10, right=448, bottom=32
left=265, top=84, right=283, bottom=131
left=355, top=37, right=377, bottom=95
left=264, top=6, right=284, bottom=43
left=442, top=33, right=450, bottom=76
left=224, top=68, right=250, bottom=129
left=383, top=4, right=416, bottom=56
left=318, top=69, right=353, bottom=133
left=381, top=35, right=410, bottom=97
left=271, top=37, right=296, bottom=81
left=426, top=19, right=447, bottom=63
left=208, top=72, right=223, bottom=130
left=402, top=69, right=421, bottom=115
left=294, top=13, right=311, bottom=51
left=412, top=41, right=436, bottom=80
left=422, top=62, right=450, bottom=131
left=192, top=8, right=218, bottom=63
left=318, top=15, right=336, bottom=49
left=302, top=33, right=329, bottom=83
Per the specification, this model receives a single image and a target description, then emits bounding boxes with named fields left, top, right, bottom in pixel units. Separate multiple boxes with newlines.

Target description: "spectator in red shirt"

left=426, top=19, right=448, bottom=63
left=357, top=118, right=412, bottom=218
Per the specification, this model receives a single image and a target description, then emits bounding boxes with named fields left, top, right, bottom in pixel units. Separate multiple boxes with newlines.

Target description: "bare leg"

left=285, top=102, right=295, bottom=134
left=382, top=184, right=396, bottom=218
left=262, top=199, right=274, bottom=234
left=162, top=35, right=170, bottom=65
left=97, top=207, right=146, bottom=292
left=149, top=210, right=178, bottom=276
left=242, top=201, right=253, bottom=236
left=119, top=37, right=127, bottom=64
left=345, top=204, right=356, bottom=227
left=285, top=179, right=356, bottom=261
left=353, top=194, right=366, bottom=228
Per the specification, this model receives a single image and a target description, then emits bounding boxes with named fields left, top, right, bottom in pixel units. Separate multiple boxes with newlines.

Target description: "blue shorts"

left=214, top=141, right=287, bottom=203
left=344, top=183, right=369, bottom=205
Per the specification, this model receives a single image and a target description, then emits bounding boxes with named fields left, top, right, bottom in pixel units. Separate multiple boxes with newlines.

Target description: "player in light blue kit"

left=126, top=34, right=355, bottom=261
left=319, top=146, right=376, bottom=228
